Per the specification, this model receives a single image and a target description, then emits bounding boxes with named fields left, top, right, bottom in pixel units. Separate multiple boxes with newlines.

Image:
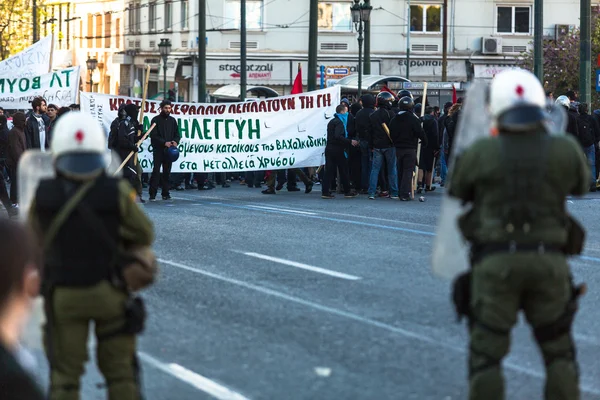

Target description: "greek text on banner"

left=80, top=87, right=340, bottom=173
left=0, top=66, right=80, bottom=110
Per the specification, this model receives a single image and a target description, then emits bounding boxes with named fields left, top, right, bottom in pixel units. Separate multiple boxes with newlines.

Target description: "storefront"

left=380, top=58, right=469, bottom=83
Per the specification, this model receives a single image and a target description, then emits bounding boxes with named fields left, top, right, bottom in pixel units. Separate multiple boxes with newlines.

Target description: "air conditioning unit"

left=482, top=37, right=502, bottom=54
left=555, top=24, right=573, bottom=40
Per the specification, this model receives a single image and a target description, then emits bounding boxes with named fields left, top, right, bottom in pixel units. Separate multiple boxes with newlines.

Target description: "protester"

left=150, top=100, right=180, bottom=201
left=0, top=219, right=44, bottom=399
left=321, top=104, right=359, bottom=199
left=6, top=112, right=26, bottom=207
left=24, top=97, right=50, bottom=151
left=354, top=94, right=376, bottom=194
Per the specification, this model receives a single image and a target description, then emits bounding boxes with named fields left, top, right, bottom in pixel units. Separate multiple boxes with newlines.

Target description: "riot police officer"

left=448, top=69, right=588, bottom=400
left=26, top=112, right=155, bottom=400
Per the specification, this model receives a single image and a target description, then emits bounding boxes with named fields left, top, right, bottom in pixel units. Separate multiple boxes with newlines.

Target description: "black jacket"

left=0, top=343, right=44, bottom=400
left=355, top=95, right=376, bottom=141
left=326, top=117, right=352, bottom=150
left=150, top=114, right=180, bottom=151
left=117, top=117, right=140, bottom=162
left=437, top=114, right=448, bottom=146
left=422, top=114, right=439, bottom=150
left=346, top=113, right=357, bottom=140
left=24, top=113, right=50, bottom=150
left=369, top=107, right=395, bottom=149
left=577, top=113, right=598, bottom=148
left=566, top=109, right=579, bottom=140
left=444, top=111, right=460, bottom=157
left=389, top=111, right=428, bottom=150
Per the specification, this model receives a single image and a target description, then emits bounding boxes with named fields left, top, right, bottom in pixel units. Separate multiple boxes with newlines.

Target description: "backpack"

left=108, top=118, right=120, bottom=149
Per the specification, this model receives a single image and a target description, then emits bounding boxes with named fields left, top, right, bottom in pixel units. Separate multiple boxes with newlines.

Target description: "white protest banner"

left=80, top=87, right=339, bottom=173
left=0, top=35, right=53, bottom=79
left=0, top=66, right=80, bottom=110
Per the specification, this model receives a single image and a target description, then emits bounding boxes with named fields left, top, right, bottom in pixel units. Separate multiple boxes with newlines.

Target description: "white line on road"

left=158, top=258, right=600, bottom=396
left=138, top=352, right=250, bottom=400
left=241, top=252, right=361, bottom=281
left=244, top=205, right=317, bottom=215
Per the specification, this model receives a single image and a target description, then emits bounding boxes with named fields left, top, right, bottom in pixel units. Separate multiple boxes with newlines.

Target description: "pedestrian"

left=149, top=100, right=180, bottom=201
left=26, top=112, right=155, bottom=400
left=444, top=102, right=461, bottom=164
left=0, top=219, right=45, bottom=399
left=24, top=97, right=50, bottom=151
left=367, top=92, right=399, bottom=200
left=576, top=102, right=600, bottom=192
left=45, top=104, right=58, bottom=135
left=389, top=96, right=428, bottom=201
left=417, top=106, right=438, bottom=192
left=354, top=94, right=376, bottom=194
left=6, top=112, right=26, bottom=207
left=449, top=69, right=588, bottom=400
left=321, top=104, right=359, bottom=199
left=118, top=104, right=146, bottom=203
left=555, top=96, right=579, bottom=139
left=262, top=167, right=313, bottom=194
left=0, top=115, right=15, bottom=216
left=437, top=102, right=453, bottom=186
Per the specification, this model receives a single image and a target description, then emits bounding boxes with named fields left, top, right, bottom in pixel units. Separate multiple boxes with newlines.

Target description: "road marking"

left=208, top=203, right=435, bottom=236
left=241, top=252, right=361, bottom=280
left=158, top=258, right=600, bottom=395
left=244, top=205, right=316, bottom=215
left=138, top=352, right=250, bottom=400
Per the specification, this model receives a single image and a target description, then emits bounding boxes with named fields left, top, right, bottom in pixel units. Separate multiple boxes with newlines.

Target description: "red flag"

left=452, top=84, right=457, bottom=104
left=380, top=85, right=399, bottom=99
left=291, top=63, right=303, bottom=94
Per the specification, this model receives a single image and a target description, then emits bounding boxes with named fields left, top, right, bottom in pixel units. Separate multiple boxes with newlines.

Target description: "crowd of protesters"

left=2, top=87, right=599, bottom=215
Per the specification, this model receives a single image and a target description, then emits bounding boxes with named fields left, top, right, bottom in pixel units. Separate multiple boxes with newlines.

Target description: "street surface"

left=28, top=184, right=600, bottom=399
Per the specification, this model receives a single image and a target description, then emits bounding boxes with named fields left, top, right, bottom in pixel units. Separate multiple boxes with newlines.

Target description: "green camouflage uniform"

left=449, top=131, right=589, bottom=400
left=29, top=178, right=154, bottom=400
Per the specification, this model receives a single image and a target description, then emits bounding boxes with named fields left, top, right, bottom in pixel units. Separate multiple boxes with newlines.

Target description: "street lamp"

left=158, top=38, right=172, bottom=99
left=351, top=0, right=372, bottom=98
left=86, top=56, right=98, bottom=92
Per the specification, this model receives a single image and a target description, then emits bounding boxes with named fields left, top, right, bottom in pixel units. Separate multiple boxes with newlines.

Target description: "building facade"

left=117, top=0, right=594, bottom=101
left=43, top=0, right=125, bottom=95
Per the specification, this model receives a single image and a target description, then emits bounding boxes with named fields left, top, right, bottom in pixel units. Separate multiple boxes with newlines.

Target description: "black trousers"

left=396, top=148, right=417, bottom=198
left=7, top=165, right=17, bottom=204
left=349, top=146, right=362, bottom=189
left=322, top=147, right=351, bottom=195
left=150, top=150, right=173, bottom=197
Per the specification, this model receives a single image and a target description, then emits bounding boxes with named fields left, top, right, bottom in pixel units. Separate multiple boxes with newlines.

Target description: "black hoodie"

left=369, top=106, right=395, bottom=149
left=354, top=94, right=376, bottom=141
left=389, top=111, right=428, bottom=150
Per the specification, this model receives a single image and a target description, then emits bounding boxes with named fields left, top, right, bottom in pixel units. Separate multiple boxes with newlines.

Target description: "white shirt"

left=33, top=114, right=46, bottom=152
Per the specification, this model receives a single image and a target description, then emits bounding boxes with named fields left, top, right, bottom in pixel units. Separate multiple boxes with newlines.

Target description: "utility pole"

left=406, top=0, right=411, bottom=80
left=533, top=0, right=543, bottom=83
left=363, top=0, right=371, bottom=75
left=308, top=0, right=318, bottom=91
left=240, top=0, right=247, bottom=101
left=198, top=0, right=206, bottom=102
left=580, top=0, right=591, bottom=107
left=441, top=0, right=448, bottom=81
left=33, top=0, right=38, bottom=44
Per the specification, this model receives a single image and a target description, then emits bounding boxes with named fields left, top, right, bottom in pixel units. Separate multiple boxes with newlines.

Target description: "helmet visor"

left=55, top=152, right=106, bottom=179
left=496, top=105, right=547, bottom=131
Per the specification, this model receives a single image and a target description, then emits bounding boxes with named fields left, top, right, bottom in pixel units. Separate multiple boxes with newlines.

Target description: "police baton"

left=114, top=123, right=157, bottom=176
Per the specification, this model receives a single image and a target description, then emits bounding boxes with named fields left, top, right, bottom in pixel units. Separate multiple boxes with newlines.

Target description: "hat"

left=160, top=100, right=172, bottom=108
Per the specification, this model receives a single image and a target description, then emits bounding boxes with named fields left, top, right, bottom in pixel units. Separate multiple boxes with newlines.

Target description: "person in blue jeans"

left=367, top=92, right=399, bottom=199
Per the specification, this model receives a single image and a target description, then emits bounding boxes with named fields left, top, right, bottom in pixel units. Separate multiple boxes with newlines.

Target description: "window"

left=127, top=1, right=135, bottom=32
left=181, top=0, right=189, bottom=30
left=134, top=1, right=141, bottom=32
left=410, top=4, right=441, bottom=33
left=96, top=14, right=102, bottom=47
left=116, top=18, right=121, bottom=48
left=165, top=1, right=173, bottom=31
left=318, top=2, right=352, bottom=31
left=497, top=6, right=531, bottom=34
left=87, top=14, right=93, bottom=48
left=223, top=0, right=263, bottom=30
left=149, top=2, right=156, bottom=31
left=105, top=13, right=112, bottom=48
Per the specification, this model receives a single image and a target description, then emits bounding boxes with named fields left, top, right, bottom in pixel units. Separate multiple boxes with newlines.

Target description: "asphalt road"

left=26, top=181, right=600, bottom=400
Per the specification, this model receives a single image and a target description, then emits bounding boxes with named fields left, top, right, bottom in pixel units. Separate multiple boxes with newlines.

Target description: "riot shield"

left=544, top=101, right=568, bottom=136
left=432, top=81, right=492, bottom=279
left=18, top=150, right=55, bottom=223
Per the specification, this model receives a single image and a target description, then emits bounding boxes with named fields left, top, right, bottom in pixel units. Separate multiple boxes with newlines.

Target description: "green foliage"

left=518, top=16, right=600, bottom=108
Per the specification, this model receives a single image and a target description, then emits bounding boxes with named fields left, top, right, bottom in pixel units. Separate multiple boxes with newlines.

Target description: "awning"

left=211, top=84, right=280, bottom=101
left=333, top=75, right=410, bottom=92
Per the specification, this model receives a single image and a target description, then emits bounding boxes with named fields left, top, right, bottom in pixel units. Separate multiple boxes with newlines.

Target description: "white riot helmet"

left=50, top=111, right=107, bottom=180
left=489, top=68, right=547, bottom=132
left=555, top=95, right=571, bottom=109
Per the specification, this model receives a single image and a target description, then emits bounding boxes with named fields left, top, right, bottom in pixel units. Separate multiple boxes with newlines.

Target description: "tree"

left=0, top=0, right=44, bottom=60
left=518, top=15, right=600, bottom=108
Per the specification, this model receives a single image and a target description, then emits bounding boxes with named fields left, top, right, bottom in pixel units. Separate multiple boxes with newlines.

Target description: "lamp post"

left=158, top=38, right=172, bottom=99
left=351, top=0, right=372, bottom=99
left=86, top=56, right=98, bottom=92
